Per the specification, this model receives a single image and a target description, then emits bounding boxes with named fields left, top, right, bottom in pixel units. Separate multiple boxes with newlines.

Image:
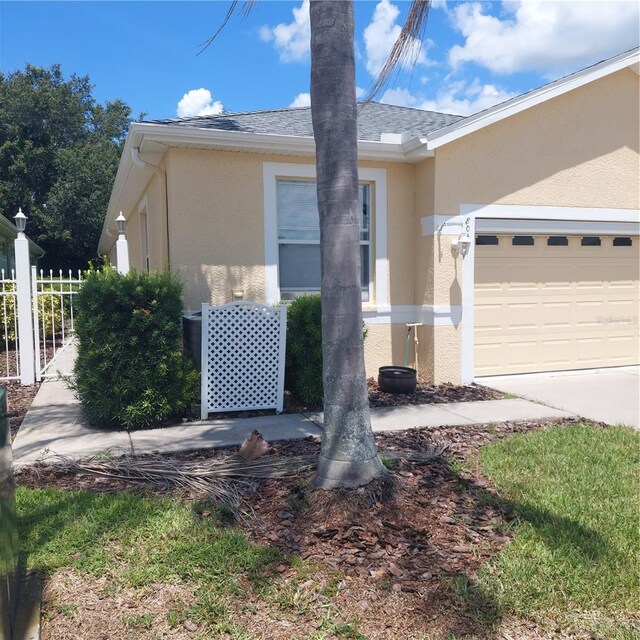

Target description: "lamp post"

left=13, top=209, right=35, bottom=385
left=115, top=212, right=130, bottom=275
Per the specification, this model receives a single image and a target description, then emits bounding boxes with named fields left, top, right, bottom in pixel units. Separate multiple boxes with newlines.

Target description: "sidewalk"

left=11, top=377, right=574, bottom=468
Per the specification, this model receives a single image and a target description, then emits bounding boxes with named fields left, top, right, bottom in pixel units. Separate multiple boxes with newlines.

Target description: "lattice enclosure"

left=201, top=302, right=287, bottom=418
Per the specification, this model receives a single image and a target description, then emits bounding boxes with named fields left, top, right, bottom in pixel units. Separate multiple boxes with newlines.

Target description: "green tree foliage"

left=0, top=64, right=132, bottom=269
left=73, top=267, right=198, bottom=430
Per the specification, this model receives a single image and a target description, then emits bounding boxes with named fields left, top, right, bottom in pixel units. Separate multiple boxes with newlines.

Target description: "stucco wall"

left=434, top=68, right=640, bottom=213
left=164, top=151, right=417, bottom=313
left=424, top=67, right=640, bottom=385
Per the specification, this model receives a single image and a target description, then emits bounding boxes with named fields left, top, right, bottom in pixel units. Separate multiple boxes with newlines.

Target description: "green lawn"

left=475, top=424, right=640, bottom=638
left=15, top=423, right=640, bottom=639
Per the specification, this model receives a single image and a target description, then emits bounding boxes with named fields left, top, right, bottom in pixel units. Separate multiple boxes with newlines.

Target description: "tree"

left=208, top=0, right=431, bottom=489
left=0, top=64, right=132, bottom=269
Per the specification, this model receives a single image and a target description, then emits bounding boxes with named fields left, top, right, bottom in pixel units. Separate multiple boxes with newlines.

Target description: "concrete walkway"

left=482, top=367, right=640, bottom=428
left=12, top=377, right=574, bottom=468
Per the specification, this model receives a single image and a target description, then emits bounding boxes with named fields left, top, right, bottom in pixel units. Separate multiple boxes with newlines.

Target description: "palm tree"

left=205, top=0, right=432, bottom=489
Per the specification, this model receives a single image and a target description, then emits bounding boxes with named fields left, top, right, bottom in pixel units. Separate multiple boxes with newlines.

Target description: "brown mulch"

left=6, top=379, right=40, bottom=441
left=17, top=417, right=595, bottom=640
left=207, top=379, right=503, bottom=421
left=367, top=377, right=503, bottom=407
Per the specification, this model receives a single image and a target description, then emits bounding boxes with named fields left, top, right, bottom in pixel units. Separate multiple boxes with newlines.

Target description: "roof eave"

left=426, top=47, right=640, bottom=150
left=98, top=123, right=433, bottom=254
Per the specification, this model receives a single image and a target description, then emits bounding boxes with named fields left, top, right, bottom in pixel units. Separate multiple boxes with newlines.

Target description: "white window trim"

left=138, top=195, right=150, bottom=272
left=448, top=204, right=640, bottom=383
left=263, top=162, right=388, bottom=308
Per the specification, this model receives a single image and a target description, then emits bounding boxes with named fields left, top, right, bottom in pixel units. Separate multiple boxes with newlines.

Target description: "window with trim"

left=277, top=179, right=371, bottom=300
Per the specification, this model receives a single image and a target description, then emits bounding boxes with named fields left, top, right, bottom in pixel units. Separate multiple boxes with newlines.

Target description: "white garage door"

left=475, top=234, right=639, bottom=376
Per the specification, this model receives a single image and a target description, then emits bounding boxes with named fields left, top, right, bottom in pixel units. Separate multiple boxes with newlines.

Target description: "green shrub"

left=285, top=294, right=323, bottom=406
left=73, top=267, right=198, bottom=430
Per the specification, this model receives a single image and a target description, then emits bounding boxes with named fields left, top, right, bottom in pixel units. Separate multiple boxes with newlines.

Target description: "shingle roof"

left=148, top=102, right=465, bottom=142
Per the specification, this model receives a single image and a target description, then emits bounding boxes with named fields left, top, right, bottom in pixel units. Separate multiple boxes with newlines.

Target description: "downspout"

left=131, top=147, right=171, bottom=269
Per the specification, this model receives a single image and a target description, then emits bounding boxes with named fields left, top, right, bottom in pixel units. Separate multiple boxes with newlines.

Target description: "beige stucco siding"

left=434, top=69, right=639, bottom=213
left=166, top=149, right=301, bottom=308
left=165, top=151, right=417, bottom=311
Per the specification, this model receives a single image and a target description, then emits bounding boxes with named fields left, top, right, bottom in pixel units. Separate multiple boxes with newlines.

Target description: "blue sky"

left=1, top=1, right=638, bottom=121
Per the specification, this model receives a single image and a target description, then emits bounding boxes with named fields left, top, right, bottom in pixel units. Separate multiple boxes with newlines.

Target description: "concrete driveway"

left=481, top=367, right=640, bottom=428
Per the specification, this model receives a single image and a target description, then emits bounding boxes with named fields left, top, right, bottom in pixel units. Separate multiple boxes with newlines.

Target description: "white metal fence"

left=31, top=267, right=83, bottom=381
left=201, top=301, right=287, bottom=419
left=0, top=270, right=20, bottom=381
left=0, top=264, right=83, bottom=384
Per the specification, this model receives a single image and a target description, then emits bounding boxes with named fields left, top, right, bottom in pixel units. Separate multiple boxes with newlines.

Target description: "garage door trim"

left=458, top=204, right=640, bottom=383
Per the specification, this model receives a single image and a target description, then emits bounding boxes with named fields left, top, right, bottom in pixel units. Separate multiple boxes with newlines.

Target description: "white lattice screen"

left=201, top=302, right=287, bottom=419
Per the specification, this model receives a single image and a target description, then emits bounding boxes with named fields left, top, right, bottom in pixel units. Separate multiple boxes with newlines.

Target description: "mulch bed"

left=17, top=417, right=594, bottom=640
left=207, top=379, right=503, bottom=421
left=6, top=379, right=40, bottom=441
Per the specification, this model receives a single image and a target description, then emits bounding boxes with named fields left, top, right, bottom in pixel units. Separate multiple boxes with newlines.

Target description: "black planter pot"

left=378, top=366, right=417, bottom=394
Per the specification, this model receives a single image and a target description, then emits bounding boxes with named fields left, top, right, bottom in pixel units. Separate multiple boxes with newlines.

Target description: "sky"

left=0, top=0, right=638, bottom=121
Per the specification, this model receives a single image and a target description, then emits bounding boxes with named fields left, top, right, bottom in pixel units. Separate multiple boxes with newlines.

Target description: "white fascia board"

left=135, top=122, right=415, bottom=162
left=426, top=48, right=640, bottom=150
left=98, top=131, right=140, bottom=254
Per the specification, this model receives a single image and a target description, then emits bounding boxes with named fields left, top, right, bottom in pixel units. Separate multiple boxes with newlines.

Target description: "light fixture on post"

left=14, top=208, right=27, bottom=236
left=115, top=212, right=126, bottom=237
left=452, top=231, right=472, bottom=258
left=115, top=211, right=130, bottom=275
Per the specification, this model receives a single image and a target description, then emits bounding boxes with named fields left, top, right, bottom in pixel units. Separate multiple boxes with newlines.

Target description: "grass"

left=15, top=422, right=639, bottom=639
left=474, top=424, right=640, bottom=637
left=16, top=488, right=283, bottom=636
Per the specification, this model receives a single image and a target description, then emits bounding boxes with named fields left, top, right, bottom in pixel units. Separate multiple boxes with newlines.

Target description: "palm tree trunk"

left=309, top=0, right=386, bottom=489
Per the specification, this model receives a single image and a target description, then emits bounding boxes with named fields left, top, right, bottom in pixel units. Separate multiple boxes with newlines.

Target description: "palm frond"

left=197, top=0, right=256, bottom=56
left=363, top=0, right=432, bottom=102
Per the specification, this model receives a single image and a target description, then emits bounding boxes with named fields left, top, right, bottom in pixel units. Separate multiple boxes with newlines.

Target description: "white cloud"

left=381, top=79, right=517, bottom=116
left=363, top=0, right=428, bottom=76
left=448, top=1, right=640, bottom=76
left=289, top=87, right=365, bottom=109
left=289, top=92, right=311, bottom=108
left=177, top=88, right=223, bottom=118
left=259, top=0, right=310, bottom=63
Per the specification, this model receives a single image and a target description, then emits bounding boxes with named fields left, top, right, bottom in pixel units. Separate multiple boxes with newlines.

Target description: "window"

left=547, top=236, right=568, bottom=246
left=475, top=235, right=499, bottom=245
left=581, top=236, right=601, bottom=246
left=277, top=180, right=370, bottom=300
left=512, top=235, right=534, bottom=246
left=613, top=237, right=632, bottom=247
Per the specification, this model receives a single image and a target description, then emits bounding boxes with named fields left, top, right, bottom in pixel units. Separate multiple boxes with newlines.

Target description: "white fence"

left=0, top=270, right=20, bottom=381
left=0, top=264, right=82, bottom=385
left=32, top=267, right=83, bottom=381
left=201, top=301, right=287, bottom=419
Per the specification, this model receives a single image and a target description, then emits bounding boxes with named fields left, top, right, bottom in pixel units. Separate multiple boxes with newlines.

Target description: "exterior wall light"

left=452, top=232, right=472, bottom=257
left=14, top=208, right=27, bottom=235
left=232, top=289, right=245, bottom=302
left=116, top=212, right=126, bottom=236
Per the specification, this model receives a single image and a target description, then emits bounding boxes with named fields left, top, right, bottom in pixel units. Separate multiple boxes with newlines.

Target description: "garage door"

left=475, top=234, right=639, bottom=376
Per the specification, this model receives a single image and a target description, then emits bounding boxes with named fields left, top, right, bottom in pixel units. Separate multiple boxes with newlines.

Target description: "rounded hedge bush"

left=73, top=267, right=198, bottom=430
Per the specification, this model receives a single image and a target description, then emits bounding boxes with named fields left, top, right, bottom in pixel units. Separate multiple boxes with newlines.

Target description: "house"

left=0, top=214, right=44, bottom=274
left=98, top=47, right=639, bottom=384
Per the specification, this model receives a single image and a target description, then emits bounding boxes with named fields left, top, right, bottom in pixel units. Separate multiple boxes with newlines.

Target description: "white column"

left=116, top=234, right=130, bottom=275
left=14, top=231, right=35, bottom=385
left=115, top=212, right=130, bottom=275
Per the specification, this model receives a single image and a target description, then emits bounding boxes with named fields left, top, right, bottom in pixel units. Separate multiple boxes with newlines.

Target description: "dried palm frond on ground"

left=39, top=448, right=317, bottom=514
